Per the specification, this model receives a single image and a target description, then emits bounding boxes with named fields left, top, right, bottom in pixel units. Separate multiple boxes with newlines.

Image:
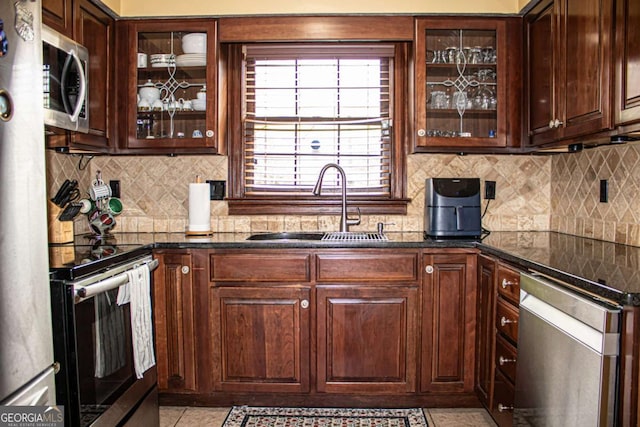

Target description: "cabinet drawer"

left=492, top=370, right=514, bottom=427
left=495, top=334, right=517, bottom=384
left=496, top=265, right=520, bottom=305
left=496, top=297, right=519, bottom=344
left=210, top=253, right=310, bottom=282
left=316, top=251, right=418, bottom=282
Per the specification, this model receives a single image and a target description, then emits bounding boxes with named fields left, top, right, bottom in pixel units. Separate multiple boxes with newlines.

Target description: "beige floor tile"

left=159, top=406, right=187, bottom=427
left=175, top=407, right=231, bottom=427
left=426, top=408, right=497, bottom=427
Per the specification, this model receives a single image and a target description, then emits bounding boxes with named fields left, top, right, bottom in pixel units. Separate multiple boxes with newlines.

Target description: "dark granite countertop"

left=81, top=231, right=640, bottom=307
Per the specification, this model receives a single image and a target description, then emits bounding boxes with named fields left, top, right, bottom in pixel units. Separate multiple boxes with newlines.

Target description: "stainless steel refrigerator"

left=0, top=0, right=57, bottom=406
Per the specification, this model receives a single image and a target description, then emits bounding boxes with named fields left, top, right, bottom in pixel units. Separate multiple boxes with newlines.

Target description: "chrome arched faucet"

left=312, top=163, right=361, bottom=233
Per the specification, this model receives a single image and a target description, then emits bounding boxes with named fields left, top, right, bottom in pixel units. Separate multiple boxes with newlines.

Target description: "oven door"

left=51, top=256, right=159, bottom=427
left=74, top=287, right=137, bottom=426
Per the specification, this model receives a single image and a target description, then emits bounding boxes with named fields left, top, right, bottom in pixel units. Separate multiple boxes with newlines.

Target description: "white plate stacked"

left=176, top=53, right=206, bottom=67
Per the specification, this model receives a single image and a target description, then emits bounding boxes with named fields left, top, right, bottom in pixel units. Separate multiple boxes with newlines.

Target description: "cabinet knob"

left=181, top=265, right=190, bottom=275
left=499, top=356, right=517, bottom=365
left=425, top=265, right=434, bottom=274
left=206, top=130, right=214, bottom=138
left=500, top=316, right=517, bottom=327
left=548, top=118, right=564, bottom=129
left=417, top=128, right=426, bottom=137
left=498, top=403, right=514, bottom=412
left=300, top=299, right=309, bottom=309
left=501, top=278, right=517, bottom=288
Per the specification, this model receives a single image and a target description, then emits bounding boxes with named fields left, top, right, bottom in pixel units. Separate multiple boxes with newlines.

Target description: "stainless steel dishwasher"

left=514, top=272, right=621, bottom=426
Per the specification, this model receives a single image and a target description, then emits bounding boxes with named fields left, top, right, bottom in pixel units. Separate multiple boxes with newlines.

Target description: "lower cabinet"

left=476, top=257, right=521, bottom=427
left=154, top=247, right=479, bottom=404
left=152, top=250, right=198, bottom=392
left=210, top=285, right=311, bottom=393
left=421, top=252, right=477, bottom=393
left=316, top=285, right=419, bottom=393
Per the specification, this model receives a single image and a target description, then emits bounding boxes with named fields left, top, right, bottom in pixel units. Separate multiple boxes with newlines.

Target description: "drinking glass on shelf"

left=431, top=91, right=449, bottom=109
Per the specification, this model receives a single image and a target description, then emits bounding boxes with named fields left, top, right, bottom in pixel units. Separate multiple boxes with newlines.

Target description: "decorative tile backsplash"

left=46, top=142, right=640, bottom=246
left=47, top=151, right=552, bottom=235
left=550, top=143, right=640, bottom=247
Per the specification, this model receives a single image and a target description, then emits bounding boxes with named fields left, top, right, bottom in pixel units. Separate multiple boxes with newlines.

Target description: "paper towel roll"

left=188, top=183, right=211, bottom=232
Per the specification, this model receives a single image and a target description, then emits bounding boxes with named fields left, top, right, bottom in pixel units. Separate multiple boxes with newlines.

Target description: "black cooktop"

left=49, top=234, right=152, bottom=281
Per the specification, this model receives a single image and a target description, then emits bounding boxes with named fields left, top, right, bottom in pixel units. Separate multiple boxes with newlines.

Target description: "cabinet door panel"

left=526, top=0, right=613, bottom=146
left=153, top=252, right=197, bottom=392
left=118, top=19, right=220, bottom=154
left=476, top=255, right=496, bottom=406
left=422, top=253, right=476, bottom=393
left=210, top=253, right=310, bottom=282
left=562, top=0, right=611, bottom=130
left=414, top=17, right=521, bottom=152
left=615, top=0, right=640, bottom=126
left=316, top=251, right=418, bottom=282
left=527, top=3, right=555, bottom=138
left=71, top=0, right=113, bottom=150
left=43, top=0, right=73, bottom=37
left=316, top=286, right=418, bottom=393
left=212, top=286, right=310, bottom=393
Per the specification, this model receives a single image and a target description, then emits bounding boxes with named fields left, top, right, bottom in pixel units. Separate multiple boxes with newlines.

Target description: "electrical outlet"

left=600, top=179, right=608, bottom=203
left=207, top=180, right=226, bottom=200
left=485, top=181, right=496, bottom=200
left=109, top=180, right=121, bottom=198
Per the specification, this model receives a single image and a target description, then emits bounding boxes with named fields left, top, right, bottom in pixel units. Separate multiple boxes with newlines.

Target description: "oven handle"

left=75, top=258, right=159, bottom=300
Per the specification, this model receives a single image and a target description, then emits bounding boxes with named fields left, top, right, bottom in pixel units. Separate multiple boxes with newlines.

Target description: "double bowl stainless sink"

left=246, top=231, right=388, bottom=242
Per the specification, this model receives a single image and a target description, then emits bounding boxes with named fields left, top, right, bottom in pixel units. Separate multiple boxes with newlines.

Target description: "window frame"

left=225, top=42, right=410, bottom=216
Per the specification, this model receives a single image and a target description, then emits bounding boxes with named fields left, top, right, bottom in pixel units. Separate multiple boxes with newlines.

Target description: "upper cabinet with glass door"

left=413, top=18, right=521, bottom=153
left=119, top=19, right=220, bottom=154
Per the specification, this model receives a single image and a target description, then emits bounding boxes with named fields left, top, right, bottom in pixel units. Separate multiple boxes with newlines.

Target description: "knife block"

left=48, top=201, right=74, bottom=244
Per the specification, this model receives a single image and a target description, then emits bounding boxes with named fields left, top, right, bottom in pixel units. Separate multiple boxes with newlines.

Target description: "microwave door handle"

left=60, top=49, right=86, bottom=124
left=60, top=53, right=74, bottom=116
left=68, top=49, right=87, bottom=124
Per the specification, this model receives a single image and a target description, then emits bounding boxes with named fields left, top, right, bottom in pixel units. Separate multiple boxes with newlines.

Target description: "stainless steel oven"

left=42, top=24, right=89, bottom=133
left=50, top=249, right=159, bottom=427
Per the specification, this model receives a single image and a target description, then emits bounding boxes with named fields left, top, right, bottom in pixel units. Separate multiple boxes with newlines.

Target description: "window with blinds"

left=243, top=44, right=394, bottom=196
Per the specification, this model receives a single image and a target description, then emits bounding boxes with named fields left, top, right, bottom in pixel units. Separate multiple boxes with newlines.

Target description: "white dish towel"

left=118, top=263, right=156, bottom=379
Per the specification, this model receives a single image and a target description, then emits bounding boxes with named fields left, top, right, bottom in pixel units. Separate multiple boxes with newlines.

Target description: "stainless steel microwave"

left=42, top=25, right=89, bottom=133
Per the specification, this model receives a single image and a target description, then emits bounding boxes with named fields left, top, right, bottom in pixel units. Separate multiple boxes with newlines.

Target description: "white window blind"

left=243, top=44, right=394, bottom=196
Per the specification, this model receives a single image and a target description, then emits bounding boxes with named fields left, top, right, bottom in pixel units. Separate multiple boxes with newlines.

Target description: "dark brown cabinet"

left=43, top=0, right=73, bottom=38
left=152, top=251, right=199, bottom=392
left=209, top=251, right=311, bottom=393
left=210, top=285, right=311, bottom=393
left=476, top=255, right=496, bottom=407
left=615, top=0, right=640, bottom=130
left=525, top=0, right=614, bottom=147
left=158, top=247, right=484, bottom=407
left=116, top=19, right=220, bottom=154
left=70, top=0, right=114, bottom=150
left=485, top=262, right=521, bottom=427
left=421, top=251, right=477, bottom=393
left=315, top=250, right=420, bottom=394
left=413, top=17, right=521, bottom=152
